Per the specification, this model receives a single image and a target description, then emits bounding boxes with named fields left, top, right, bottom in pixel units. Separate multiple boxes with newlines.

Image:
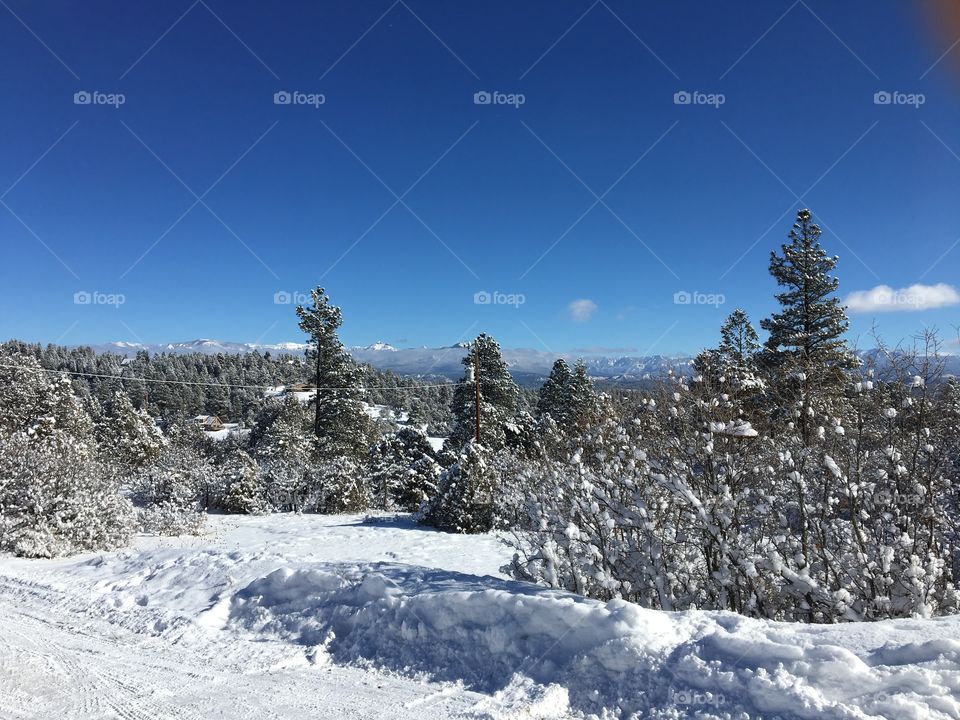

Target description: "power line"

left=0, top=363, right=463, bottom=393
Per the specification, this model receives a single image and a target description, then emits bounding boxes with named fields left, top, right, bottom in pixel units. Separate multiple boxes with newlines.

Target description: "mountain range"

left=82, top=339, right=693, bottom=385
left=80, top=339, right=960, bottom=386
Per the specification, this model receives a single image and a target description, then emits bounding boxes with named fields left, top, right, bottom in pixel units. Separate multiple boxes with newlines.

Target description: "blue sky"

left=3, top=0, right=960, bottom=355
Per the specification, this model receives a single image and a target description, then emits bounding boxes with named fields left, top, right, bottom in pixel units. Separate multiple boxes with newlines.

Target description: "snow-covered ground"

left=1, top=515, right=958, bottom=719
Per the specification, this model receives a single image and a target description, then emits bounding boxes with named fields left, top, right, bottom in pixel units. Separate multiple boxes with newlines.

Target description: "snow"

left=711, top=419, right=759, bottom=438
left=1, top=514, right=959, bottom=719
left=203, top=426, right=251, bottom=442
left=363, top=403, right=409, bottom=423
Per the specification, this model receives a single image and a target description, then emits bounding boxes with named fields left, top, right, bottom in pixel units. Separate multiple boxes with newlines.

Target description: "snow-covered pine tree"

left=448, top=334, right=520, bottom=452
left=133, top=437, right=210, bottom=535
left=0, top=432, right=133, bottom=557
left=567, top=360, right=600, bottom=433
left=0, top=351, right=95, bottom=447
left=95, top=390, right=165, bottom=469
left=422, top=441, right=498, bottom=533
left=693, top=309, right=765, bottom=422
left=0, top=352, right=132, bottom=557
left=296, top=287, right=372, bottom=461
left=368, top=426, right=441, bottom=511
left=537, top=359, right=573, bottom=426
left=760, top=210, right=857, bottom=442
left=717, top=309, right=762, bottom=387
left=315, top=456, right=369, bottom=513
left=251, top=396, right=315, bottom=511
left=221, top=449, right=267, bottom=514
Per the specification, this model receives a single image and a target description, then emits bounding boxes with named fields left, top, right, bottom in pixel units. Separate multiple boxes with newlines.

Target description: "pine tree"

left=0, top=433, right=133, bottom=558
left=221, top=450, right=267, bottom=514
left=95, top=391, right=165, bottom=469
left=422, top=442, right=498, bottom=533
left=369, top=426, right=440, bottom=511
left=0, top=353, right=132, bottom=557
left=567, top=360, right=599, bottom=433
left=251, top=396, right=315, bottom=511
left=761, top=209, right=856, bottom=441
left=696, top=309, right=765, bottom=397
left=719, top=308, right=761, bottom=364
left=133, top=436, right=210, bottom=535
left=537, top=359, right=573, bottom=426
left=296, top=287, right=372, bottom=460
left=0, top=351, right=94, bottom=448
left=448, top=334, right=520, bottom=451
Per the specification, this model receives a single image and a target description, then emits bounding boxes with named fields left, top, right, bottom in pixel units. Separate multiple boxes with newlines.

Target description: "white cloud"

left=844, top=283, right=960, bottom=313
left=568, top=299, right=598, bottom=323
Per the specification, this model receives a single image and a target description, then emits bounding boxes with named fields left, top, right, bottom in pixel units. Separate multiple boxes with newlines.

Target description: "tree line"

left=1, top=209, right=958, bottom=623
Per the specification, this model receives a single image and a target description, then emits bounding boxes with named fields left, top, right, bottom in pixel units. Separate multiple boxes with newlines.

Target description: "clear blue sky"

left=3, top=0, right=960, bottom=355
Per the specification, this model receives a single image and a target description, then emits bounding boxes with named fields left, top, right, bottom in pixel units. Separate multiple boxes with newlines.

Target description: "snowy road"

left=0, top=516, right=511, bottom=720
left=2, top=515, right=959, bottom=719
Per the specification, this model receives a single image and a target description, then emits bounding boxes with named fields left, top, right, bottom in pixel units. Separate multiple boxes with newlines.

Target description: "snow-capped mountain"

left=88, top=339, right=311, bottom=356
left=80, top=339, right=958, bottom=385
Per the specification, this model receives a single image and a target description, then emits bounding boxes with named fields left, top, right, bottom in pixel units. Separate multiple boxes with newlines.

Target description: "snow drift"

left=227, top=561, right=960, bottom=719
left=6, top=514, right=959, bottom=719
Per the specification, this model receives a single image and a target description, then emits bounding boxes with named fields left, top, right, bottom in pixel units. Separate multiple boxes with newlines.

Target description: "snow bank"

left=228, top=562, right=960, bottom=719
left=11, top=515, right=959, bottom=719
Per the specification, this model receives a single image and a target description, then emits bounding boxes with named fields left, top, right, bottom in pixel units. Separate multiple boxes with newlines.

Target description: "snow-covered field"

left=1, top=514, right=958, bottom=720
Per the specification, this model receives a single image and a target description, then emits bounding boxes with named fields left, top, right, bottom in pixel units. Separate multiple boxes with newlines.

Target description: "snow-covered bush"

left=132, top=442, right=210, bottom=535
left=94, top=391, right=164, bottom=469
left=221, top=450, right=268, bottom=514
left=368, top=426, right=441, bottom=511
left=315, top=456, right=369, bottom=513
left=506, top=365, right=959, bottom=621
left=0, top=352, right=133, bottom=557
left=0, top=432, right=133, bottom=558
left=422, top=442, right=498, bottom=533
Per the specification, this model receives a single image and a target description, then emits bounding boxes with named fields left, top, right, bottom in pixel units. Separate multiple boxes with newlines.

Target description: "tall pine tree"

left=448, top=334, right=519, bottom=451
left=761, top=210, right=856, bottom=441
left=296, top=287, right=371, bottom=460
left=567, top=359, right=599, bottom=433
left=537, top=358, right=572, bottom=426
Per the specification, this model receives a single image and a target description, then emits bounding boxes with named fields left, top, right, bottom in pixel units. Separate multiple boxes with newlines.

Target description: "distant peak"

left=361, top=341, right=396, bottom=352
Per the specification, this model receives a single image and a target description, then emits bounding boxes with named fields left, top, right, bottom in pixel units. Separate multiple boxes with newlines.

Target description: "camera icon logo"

left=74, top=290, right=92, bottom=304
left=673, top=90, right=692, bottom=105
left=273, top=290, right=292, bottom=304
left=74, top=91, right=92, bottom=105
left=473, top=91, right=492, bottom=105
left=274, top=91, right=292, bottom=105
left=673, top=290, right=692, bottom=304
left=473, top=290, right=492, bottom=305
left=873, top=90, right=892, bottom=105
